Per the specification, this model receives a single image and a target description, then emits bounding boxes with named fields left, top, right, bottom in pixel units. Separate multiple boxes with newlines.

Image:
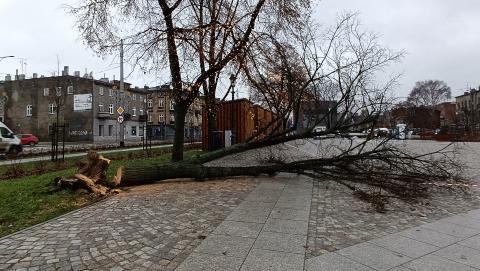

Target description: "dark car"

left=20, top=134, right=39, bottom=146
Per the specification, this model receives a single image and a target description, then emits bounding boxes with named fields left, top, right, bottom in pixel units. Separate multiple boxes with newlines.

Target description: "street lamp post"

left=229, top=74, right=236, bottom=145
left=0, top=56, right=14, bottom=62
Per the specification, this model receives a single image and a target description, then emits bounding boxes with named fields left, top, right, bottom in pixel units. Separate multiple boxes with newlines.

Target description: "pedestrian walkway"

left=1, top=174, right=480, bottom=270
left=176, top=177, right=313, bottom=271
left=306, top=208, right=480, bottom=270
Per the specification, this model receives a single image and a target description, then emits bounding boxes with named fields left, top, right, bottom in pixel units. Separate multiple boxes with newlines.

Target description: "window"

left=56, top=87, right=62, bottom=96
left=0, top=127, right=11, bottom=138
left=132, top=107, right=136, bottom=116
left=170, top=100, right=175, bottom=110
left=159, top=97, right=165, bottom=108
left=159, top=113, right=165, bottom=123
left=170, top=114, right=175, bottom=123
left=147, top=99, right=153, bottom=108
left=132, top=94, right=136, bottom=101
left=26, top=105, right=32, bottom=117
left=98, top=103, right=104, bottom=112
left=99, top=125, right=104, bottom=136
left=139, top=126, right=144, bottom=136
left=43, top=88, right=49, bottom=96
left=99, top=87, right=104, bottom=96
left=48, top=103, right=56, bottom=114
left=108, top=125, right=113, bottom=136
left=67, top=86, right=74, bottom=94
left=131, top=126, right=137, bottom=136
left=109, top=88, right=113, bottom=96
left=109, top=104, right=114, bottom=114
left=148, top=114, right=152, bottom=122
left=139, top=109, right=144, bottom=116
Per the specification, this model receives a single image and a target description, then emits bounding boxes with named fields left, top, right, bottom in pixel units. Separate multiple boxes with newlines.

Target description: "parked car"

left=20, top=134, right=39, bottom=146
left=0, top=122, right=22, bottom=156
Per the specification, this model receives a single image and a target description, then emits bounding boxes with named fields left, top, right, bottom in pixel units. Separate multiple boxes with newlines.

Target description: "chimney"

left=62, top=66, right=69, bottom=76
left=15, top=69, right=19, bottom=80
left=40, top=75, right=45, bottom=78
left=74, top=71, right=80, bottom=77
left=32, top=73, right=38, bottom=79
left=100, top=77, right=109, bottom=82
left=4, top=74, right=11, bottom=81
left=18, top=74, right=25, bottom=80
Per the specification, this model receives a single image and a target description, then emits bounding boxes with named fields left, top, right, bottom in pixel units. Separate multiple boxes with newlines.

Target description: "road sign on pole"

left=117, top=115, right=124, bottom=124
left=117, top=106, right=124, bottom=115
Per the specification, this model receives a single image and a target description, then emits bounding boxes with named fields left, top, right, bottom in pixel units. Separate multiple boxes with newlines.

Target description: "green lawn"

left=0, top=149, right=202, bottom=238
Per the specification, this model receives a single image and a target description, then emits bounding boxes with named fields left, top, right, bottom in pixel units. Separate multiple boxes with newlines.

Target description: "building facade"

left=0, top=67, right=148, bottom=143
left=456, top=88, right=480, bottom=132
left=145, top=85, right=204, bottom=141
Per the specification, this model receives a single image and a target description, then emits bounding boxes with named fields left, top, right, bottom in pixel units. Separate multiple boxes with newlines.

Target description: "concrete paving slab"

left=403, top=254, right=478, bottom=271
left=398, top=227, right=462, bottom=247
left=368, top=234, right=439, bottom=258
left=213, top=221, right=263, bottom=238
left=193, top=234, right=255, bottom=258
left=263, top=218, right=308, bottom=235
left=253, top=231, right=307, bottom=254
left=388, top=267, right=413, bottom=271
left=459, top=234, right=480, bottom=251
left=439, top=214, right=480, bottom=230
left=269, top=207, right=310, bottom=221
left=236, top=201, right=276, bottom=211
left=240, top=249, right=304, bottom=271
left=305, top=252, right=375, bottom=271
left=175, top=253, right=243, bottom=271
left=336, top=242, right=411, bottom=271
left=225, top=208, right=271, bottom=223
left=243, top=191, right=282, bottom=203
left=421, top=221, right=480, bottom=238
left=433, top=244, right=480, bottom=269
left=274, top=200, right=311, bottom=211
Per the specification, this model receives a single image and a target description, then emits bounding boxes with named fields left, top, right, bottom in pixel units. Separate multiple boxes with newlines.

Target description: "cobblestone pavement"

left=1, top=140, right=480, bottom=270
left=0, top=179, right=257, bottom=270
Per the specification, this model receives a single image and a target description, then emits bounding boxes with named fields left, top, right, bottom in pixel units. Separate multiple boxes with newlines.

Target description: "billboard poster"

left=74, top=94, right=92, bottom=111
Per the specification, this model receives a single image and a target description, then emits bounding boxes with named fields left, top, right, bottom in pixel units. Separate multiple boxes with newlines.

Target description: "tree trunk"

left=172, top=103, right=188, bottom=162
left=121, top=163, right=282, bottom=186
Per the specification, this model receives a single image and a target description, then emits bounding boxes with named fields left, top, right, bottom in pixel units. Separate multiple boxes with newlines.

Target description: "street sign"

left=117, top=106, right=124, bottom=115
left=117, top=115, right=124, bottom=124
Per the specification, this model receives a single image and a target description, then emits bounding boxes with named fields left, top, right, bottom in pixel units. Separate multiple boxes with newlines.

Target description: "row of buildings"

left=379, top=87, right=480, bottom=134
left=0, top=67, right=204, bottom=143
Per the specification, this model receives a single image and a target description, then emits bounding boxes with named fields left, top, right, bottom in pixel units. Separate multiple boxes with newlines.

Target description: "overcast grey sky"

left=0, top=0, right=479, bottom=98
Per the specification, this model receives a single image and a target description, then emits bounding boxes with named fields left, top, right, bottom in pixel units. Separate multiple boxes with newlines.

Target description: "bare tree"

left=407, top=80, right=452, bottom=107
left=76, top=15, right=466, bottom=210
left=68, top=0, right=310, bottom=161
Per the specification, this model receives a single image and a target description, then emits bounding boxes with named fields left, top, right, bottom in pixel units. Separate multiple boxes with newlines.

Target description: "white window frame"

left=159, top=97, right=164, bottom=108
left=99, top=103, right=104, bottom=112
left=147, top=99, right=153, bottom=108
left=132, top=107, right=136, bottom=116
left=109, top=104, right=114, bottom=115
left=148, top=114, right=152, bottom=123
left=43, top=88, right=49, bottom=96
left=139, top=109, right=144, bottom=116
left=48, top=103, right=56, bottom=114
left=99, top=87, right=104, bottom=96
left=170, top=100, right=175, bottom=110
left=26, top=105, right=32, bottom=117
left=56, top=87, right=62, bottom=97
left=67, top=86, right=74, bottom=94
left=132, top=94, right=136, bottom=101
left=109, top=88, right=113, bottom=96
left=159, top=113, right=165, bottom=123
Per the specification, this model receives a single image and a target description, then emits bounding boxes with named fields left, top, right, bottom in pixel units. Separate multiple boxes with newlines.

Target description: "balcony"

left=97, top=111, right=111, bottom=119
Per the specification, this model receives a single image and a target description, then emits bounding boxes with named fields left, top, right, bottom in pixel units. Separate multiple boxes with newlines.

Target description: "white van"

left=0, top=122, right=22, bottom=156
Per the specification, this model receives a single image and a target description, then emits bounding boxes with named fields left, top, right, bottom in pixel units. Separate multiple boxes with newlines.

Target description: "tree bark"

left=172, top=103, right=188, bottom=161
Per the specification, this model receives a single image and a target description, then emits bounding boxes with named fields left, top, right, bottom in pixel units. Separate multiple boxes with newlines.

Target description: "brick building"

left=145, top=85, right=204, bottom=141
left=456, top=88, right=480, bottom=131
left=0, top=67, right=148, bottom=143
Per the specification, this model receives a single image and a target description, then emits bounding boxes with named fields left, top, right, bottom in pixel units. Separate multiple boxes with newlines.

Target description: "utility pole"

left=119, top=39, right=125, bottom=147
